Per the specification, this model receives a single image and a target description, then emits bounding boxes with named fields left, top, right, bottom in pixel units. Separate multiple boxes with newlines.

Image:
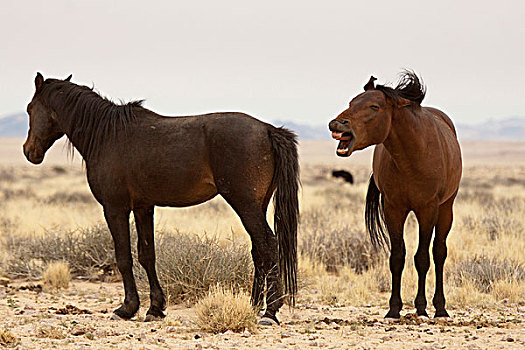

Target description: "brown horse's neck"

left=381, top=107, right=426, bottom=172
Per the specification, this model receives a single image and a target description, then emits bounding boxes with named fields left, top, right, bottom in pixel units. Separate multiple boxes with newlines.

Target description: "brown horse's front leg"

left=414, top=205, right=439, bottom=317
left=104, top=207, right=139, bottom=320
left=134, top=207, right=166, bottom=321
left=383, top=204, right=409, bottom=319
left=433, top=196, right=455, bottom=318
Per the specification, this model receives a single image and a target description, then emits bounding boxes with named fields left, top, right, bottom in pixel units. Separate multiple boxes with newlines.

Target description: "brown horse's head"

left=328, top=76, right=393, bottom=157
left=23, top=73, right=70, bottom=164
left=329, top=72, right=424, bottom=157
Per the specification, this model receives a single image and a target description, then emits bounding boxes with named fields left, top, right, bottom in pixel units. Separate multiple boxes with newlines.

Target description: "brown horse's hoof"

left=434, top=310, right=450, bottom=318
left=258, top=317, right=279, bottom=326
left=416, top=310, right=429, bottom=318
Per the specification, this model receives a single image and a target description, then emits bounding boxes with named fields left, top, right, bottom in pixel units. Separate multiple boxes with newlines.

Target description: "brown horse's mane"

left=40, top=79, right=144, bottom=160
left=376, top=70, right=426, bottom=105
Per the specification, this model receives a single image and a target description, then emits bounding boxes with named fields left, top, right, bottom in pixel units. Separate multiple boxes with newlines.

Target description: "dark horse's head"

left=23, top=73, right=71, bottom=164
left=328, top=70, right=426, bottom=157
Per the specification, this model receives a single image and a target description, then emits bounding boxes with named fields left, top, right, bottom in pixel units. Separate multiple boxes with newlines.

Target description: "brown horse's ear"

left=396, top=97, right=411, bottom=108
left=35, top=72, right=44, bottom=92
left=364, top=76, right=377, bottom=91
left=65, top=74, right=72, bottom=82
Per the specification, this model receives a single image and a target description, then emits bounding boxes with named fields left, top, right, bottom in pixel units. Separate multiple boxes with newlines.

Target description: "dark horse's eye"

left=370, top=105, right=379, bottom=111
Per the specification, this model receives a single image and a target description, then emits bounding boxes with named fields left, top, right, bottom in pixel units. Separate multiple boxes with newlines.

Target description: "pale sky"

left=1, top=0, right=523, bottom=126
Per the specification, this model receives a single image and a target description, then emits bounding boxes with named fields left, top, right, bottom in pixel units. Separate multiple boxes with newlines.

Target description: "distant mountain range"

left=0, top=113, right=27, bottom=137
left=1, top=113, right=524, bottom=141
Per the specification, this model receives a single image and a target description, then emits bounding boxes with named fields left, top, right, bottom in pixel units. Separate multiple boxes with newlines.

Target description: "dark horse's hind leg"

left=383, top=203, right=409, bottom=319
left=413, top=204, right=438, bottom=317
left=226, top=200, right=283, bottom=324
left=104, top=207, right=140, bottom=319
left=134, top=207, right=166, bottom=321
left=432, top=195, right=455, bottom=318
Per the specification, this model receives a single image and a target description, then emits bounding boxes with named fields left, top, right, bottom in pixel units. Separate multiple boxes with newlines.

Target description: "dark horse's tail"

left=365, top=174, right=389, bottom=250
left=268, top=127, right=299, bottom=306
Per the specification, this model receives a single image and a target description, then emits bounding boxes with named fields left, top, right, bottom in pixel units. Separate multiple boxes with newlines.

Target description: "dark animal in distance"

left=329, top=71, right=462, bottom=319
left=331, top=170, right=354, bottom=184
left=23, top=73, right=299, bottom=325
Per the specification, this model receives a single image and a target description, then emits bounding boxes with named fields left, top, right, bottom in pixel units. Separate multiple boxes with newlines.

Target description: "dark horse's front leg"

left=383, top=203, right=409, bottom=319
left=134, top=207, right=166, bottom=321
left=104, top=207, right=140, bottom=319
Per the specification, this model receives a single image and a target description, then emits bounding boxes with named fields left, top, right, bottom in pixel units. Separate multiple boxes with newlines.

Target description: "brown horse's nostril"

left=329, top=119, right=350, bottom=131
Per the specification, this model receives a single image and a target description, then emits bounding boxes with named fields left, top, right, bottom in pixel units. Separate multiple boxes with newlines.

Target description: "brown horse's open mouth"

left=331, top=131, right=354, bottom=157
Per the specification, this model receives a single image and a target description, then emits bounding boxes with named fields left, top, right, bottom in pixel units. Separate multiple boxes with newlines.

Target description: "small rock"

left=281, top=332, right=292, bottom=338
left=502, top=335, right=514, bottom=342
left=166, top=326, right=177, bottom=333
left=241, top=329, right=251, bottom=338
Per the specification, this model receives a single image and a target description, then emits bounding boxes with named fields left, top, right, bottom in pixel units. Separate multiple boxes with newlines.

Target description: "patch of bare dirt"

left=1, top=281, right=524, bottom=349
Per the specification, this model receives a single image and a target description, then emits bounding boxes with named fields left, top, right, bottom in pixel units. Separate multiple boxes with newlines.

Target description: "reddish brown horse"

left=23, top=73, right=299, bottom=325
left=329, top=71, right=462, bottom=318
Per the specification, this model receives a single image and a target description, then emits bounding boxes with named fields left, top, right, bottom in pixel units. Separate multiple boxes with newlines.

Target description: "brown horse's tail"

left=268, top=126, right=299, bottom=306
left=365, top=174, right=389, bottom=250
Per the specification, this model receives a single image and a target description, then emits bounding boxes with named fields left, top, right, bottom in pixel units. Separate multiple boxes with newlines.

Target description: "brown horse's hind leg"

left=383, top=203, right=409, bottom=319
left=104, top=207, right=140, bottom=319
left=432, top=195, right=455, bottom=318
left=134, top=207, right=166, bottom=321
left=413, top=204, right=439, bottom=317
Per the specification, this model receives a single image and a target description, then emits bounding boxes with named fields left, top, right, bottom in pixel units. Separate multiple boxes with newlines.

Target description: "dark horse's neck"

left=382, top=107, right=426, bottom=172
left=43, top=82, right=142, bottom=162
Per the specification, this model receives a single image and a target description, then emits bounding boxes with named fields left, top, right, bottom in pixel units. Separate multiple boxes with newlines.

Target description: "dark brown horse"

left=23, top=73, right=299, bottom=324
left=329, top=71, right=462, bottom=318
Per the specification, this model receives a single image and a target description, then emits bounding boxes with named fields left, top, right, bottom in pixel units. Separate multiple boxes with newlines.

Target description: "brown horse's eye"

left=370, top=105, right=379, bottom=111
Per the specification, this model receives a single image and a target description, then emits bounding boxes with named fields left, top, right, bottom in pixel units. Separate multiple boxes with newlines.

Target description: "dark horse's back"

left=87, top=111, right=291, bottom=209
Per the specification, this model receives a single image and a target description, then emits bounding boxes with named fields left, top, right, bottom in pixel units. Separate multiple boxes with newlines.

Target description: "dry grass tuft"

left=451, top=256, right=525, bottom=293
left=3, top=225, right=115, bottom=278
left=299, top=208, right=381, bottom=273
left=42, top=261, right=71, bottom=290
left=195, top=286, right=256, bottom=333
left=137, top=231, right=253, bottom=303
left=0, top=329, right=19, bottom=348
left=36, top=325, right=67, bottom=339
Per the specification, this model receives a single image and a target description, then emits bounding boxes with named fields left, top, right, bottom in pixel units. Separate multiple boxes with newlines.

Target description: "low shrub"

left=195, top=286, right=256, bottom=333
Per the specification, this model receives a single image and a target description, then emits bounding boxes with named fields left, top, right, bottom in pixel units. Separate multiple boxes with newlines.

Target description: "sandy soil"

left=1, top=280, right=523, bottom=350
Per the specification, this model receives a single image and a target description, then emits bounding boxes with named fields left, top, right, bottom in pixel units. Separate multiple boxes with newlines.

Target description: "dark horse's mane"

left=376, top=70, right=426, bottom=105
left=40, top=79, right=144, bottom=160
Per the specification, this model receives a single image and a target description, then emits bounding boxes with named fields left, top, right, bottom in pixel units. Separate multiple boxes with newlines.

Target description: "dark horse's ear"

left=65, top=74, right=72, bottom=82
left=364, top=76, right=377, bottom=91
left=35, top=72, right=44, bottom=92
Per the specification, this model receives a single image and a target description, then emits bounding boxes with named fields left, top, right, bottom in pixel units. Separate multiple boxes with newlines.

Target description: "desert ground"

left=0, top=138, right=524, bottom=349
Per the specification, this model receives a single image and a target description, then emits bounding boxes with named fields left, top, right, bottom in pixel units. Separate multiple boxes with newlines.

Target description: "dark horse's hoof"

left=434, top=310, right=450, bottom=318
left=144, top=307, right=166, bottom=322
left=258, top=312, right=280, bottom=326
left=258, top=317, right=279, bottom=326
left=111, top=305, right=138, bottom=320
left=384, top=310, right=401, bottom=319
